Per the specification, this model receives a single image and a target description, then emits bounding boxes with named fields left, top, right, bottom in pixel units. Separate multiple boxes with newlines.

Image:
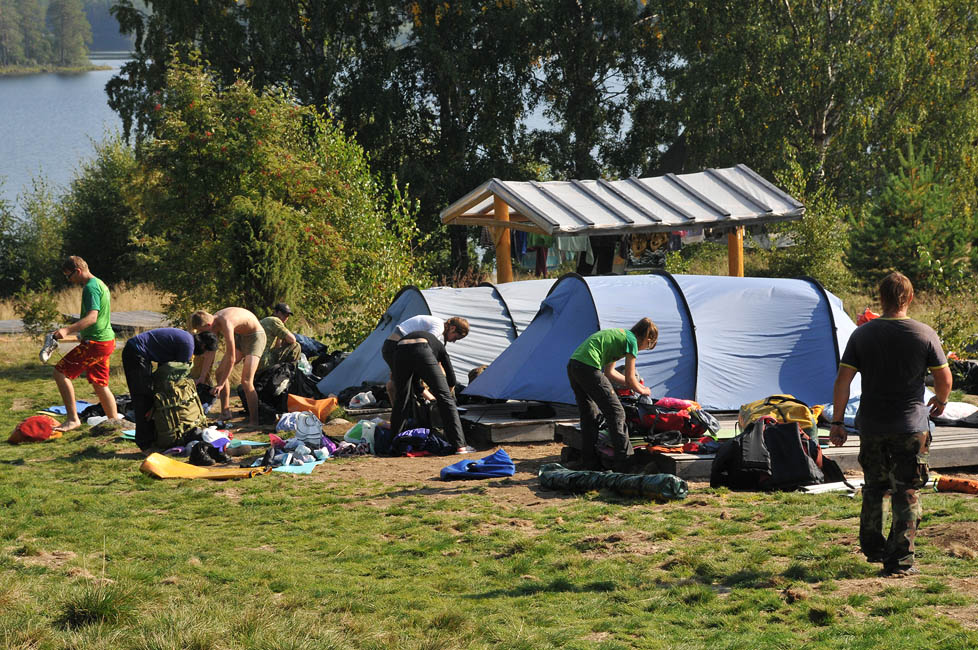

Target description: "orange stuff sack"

left=856, top=308, right=880, bottom=326
left=286, top=394, right=338, bottom=421
left=936, top=476, right=978, bottom=495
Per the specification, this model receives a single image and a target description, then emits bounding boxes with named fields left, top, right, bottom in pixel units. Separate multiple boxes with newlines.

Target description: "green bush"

left=0, top=178, right=65, bottom=296
left=62, top=136, right=151, bottom=285
left=755, top=156, right=851, bottom=293
left=13, top=277, right=61, bottom=341
left=134, top=56, right=430, bottom=346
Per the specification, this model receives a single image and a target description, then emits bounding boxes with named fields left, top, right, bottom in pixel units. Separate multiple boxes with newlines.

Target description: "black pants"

left=381, top=336, right=398, bottom=370
left=122, top=341, right=155, bottom=450
left=567, top=359, right=633, bottom=465
left=390, top=342, right=466, bottom=449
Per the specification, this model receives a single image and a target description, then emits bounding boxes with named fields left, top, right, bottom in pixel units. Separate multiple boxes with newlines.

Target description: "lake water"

left=0, top=55, right=126, bottom=209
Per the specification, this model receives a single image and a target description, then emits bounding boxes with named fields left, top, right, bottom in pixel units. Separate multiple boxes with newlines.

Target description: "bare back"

left=213, top=307, right=261, bottom=336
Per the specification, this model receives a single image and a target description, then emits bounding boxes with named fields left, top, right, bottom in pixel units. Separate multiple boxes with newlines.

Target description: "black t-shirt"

left=400, top=330, right=457, bottom=388
left=840, top=317, right=947, bottom=435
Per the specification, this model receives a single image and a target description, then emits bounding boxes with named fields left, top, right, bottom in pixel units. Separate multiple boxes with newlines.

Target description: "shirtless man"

left=189, top=307, right=266, bottom=425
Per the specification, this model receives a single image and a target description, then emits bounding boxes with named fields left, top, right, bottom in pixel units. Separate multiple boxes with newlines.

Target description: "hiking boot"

left=206, top=444, right=231, bottom=464
left=880, top=565, right=919, bottom=578
left=39, top=333, right=58, bottom=363
left=189, top=443, right=215, bottom=466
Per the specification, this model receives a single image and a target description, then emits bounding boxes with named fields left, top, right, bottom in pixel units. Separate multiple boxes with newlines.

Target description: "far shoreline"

left=0, top=63, right=113, bottom=78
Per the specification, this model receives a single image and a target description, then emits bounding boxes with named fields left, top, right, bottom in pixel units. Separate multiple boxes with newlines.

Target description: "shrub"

left=134, top=56, right=430, bottom=347
left=0, top=178, right=65, bottom=296
left=12, top=277, right=60, bottom=341
left=61, top=136, right=151, bottom=285
left=755, top=156, right=851, bottom=292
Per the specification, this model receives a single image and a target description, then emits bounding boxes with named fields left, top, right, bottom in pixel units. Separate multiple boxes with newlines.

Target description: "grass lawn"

left=1, top=335, right=978, bottom=649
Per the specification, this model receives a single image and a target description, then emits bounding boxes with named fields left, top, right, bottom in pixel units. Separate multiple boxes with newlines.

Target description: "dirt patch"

left=927, top=522, right=978, bottom=560
left=14, top=549, right=77, bottom=569
left=576, top=529, right=664, bottom=557
left=10, top=397, right=32, bottom=411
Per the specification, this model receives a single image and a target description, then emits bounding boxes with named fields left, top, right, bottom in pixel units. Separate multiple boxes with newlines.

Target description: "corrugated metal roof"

left=440, top=164, right=804, bottom=235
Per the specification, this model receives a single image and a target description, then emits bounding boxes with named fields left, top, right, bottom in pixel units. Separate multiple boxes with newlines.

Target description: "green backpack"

left=151, top=362, right=207, bottom=448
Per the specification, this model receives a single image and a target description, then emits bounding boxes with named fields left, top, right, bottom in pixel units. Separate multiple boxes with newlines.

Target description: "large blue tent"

left=317, top=280, right=556, bottom=396
left=464, top=273, right=859, bottom=410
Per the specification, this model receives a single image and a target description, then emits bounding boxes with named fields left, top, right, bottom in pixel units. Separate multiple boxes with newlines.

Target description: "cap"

left=272, top=302, right=293, bottom=316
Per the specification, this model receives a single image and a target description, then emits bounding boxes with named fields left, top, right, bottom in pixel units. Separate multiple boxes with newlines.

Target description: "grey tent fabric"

left=317, top=280, right=555, bottom=396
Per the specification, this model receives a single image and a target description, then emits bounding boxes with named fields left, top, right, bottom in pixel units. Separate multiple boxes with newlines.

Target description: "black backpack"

left=710, top=419, right=836, bottom=491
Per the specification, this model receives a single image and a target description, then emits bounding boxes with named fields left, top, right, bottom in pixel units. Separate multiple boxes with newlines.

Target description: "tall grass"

left=0, top=283, right=171, bottom=320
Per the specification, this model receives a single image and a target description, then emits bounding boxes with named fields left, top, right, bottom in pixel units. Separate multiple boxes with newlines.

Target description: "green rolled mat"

left=538, top=463, right=688, bottom=500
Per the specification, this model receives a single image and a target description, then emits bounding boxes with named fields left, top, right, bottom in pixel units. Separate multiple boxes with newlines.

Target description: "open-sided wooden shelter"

left=440, top=164, right=804, bottom=281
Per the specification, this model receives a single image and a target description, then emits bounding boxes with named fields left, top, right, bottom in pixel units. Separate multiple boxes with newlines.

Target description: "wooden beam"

left=494, top=195, right=514, bottom=284
left=728, top=226, right=744, bottom=277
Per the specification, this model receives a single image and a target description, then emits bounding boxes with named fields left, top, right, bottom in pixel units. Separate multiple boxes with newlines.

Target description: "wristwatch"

left=830, top=421, right=844, bottom=426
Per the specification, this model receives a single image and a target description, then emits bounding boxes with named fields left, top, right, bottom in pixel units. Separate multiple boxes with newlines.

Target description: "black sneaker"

left=259, top=446, right=276, bottom=468
left=189, top=443, right=215, bottom=466
left=206, top=444, right=231, bottom=464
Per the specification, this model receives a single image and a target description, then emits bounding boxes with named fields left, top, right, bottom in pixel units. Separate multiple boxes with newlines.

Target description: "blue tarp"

left=440, top=448, right=517, bottom=480
left=317, top=280, right=555, bottom=396
left=465, top=272, right=860, bottom=411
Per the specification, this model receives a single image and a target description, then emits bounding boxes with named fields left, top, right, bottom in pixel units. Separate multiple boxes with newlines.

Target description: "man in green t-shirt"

left=258, top=302, right=301, bottom=371
left=51, top=256, right=119, bottom=431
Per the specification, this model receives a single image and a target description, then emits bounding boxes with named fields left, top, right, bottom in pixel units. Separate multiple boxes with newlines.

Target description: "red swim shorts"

left=54, top=339, right=116, bottom=387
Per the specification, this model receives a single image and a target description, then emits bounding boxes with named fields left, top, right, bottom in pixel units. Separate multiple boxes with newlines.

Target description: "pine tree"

left=849, top=139, right=972, bottom=291
left=0, top=0, right=25, bottom=66
left=19, top=0, right=50, bottom=64
left=46, top=0, right=91, bottom=66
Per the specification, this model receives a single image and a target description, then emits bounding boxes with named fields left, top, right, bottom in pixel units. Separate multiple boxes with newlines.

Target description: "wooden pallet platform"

left=461, top=402, right=580, bottom=444
left=556, top=417, right=978, bottom=480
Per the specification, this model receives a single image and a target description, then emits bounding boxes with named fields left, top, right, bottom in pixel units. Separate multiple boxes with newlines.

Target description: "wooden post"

left=494, top=195, right=513, bottom=284
left=727, top=226, right=744, bottom=277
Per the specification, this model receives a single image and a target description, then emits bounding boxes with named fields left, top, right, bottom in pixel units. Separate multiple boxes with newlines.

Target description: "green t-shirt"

left=570, top=328, right=638, bottom=369
left=80, top=277, right=113, bottom=342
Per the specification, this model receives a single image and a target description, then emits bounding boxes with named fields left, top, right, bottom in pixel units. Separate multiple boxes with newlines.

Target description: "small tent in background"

left=316, top=280, right=556, bottom=397
left=465, top=273, right=860, bottom=410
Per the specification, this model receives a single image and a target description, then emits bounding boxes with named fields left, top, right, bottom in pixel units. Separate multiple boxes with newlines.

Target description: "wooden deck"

left=554, top=414, right=978, bottom=480
left=460, top=402, right=581, bottom=444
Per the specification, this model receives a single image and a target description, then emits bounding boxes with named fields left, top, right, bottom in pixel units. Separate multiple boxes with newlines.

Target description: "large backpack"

left=152, top=362, right=207, bottom=448
left=738, top=394, right=818, bottom=435
left=711, top=419, right=826, bottom=491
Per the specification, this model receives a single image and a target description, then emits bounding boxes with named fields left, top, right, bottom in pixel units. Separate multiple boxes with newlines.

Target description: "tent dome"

left=317, top=279, right=555, bottom=396
left=465, top=272, right=858, bottom=410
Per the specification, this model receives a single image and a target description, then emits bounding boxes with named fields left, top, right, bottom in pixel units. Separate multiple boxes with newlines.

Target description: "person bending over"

left=566, top=318, right=658, bottom=471
left=123, top=327, right=219, bottom=451
left=381, top=315, right=468, bottom=405
left=389, top=329, right=473, bottom=454
left=189, top=307, right=266, bottom=426
left=259, top=302, right=301, bottom=371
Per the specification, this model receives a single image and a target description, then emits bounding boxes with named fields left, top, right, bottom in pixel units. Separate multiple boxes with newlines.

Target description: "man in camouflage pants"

left=830, top=272, right=951, bottom=577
